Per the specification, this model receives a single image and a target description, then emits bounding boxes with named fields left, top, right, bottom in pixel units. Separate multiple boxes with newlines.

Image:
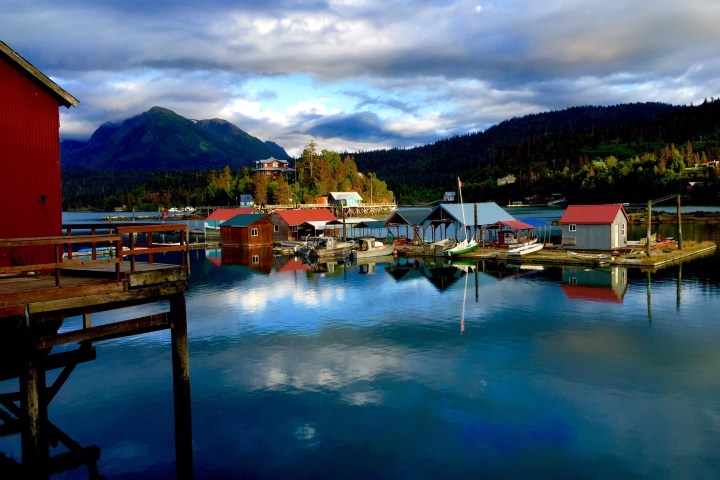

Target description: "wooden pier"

left=0, top=223, right=192, bottom=479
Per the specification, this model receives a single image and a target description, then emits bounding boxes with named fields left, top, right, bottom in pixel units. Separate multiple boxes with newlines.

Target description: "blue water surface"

left=1, top=212, right=719, bottom=479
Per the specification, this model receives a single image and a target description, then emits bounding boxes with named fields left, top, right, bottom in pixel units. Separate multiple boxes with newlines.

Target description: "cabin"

left=559, top=204, right=628, bottom=250
left=271, top=208, right=337, bottom=241
left=0, top=40, right=79, bottom=267
left=220, top=213, right=273, bottom=247
left=329, top=191, right=363, bottom=207
left=205, top=207, right=255, bottom=230
left=253, top=157, right=294, bottom=179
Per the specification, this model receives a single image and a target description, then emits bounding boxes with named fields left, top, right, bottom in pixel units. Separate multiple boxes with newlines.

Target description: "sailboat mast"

left=458, top=177, right=467, bottom=241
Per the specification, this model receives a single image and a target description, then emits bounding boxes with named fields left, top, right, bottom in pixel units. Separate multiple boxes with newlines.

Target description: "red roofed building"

left=204, top=207, right=255, bottom=230
left=1, top=40, right=78, bottom=267
left=271, top=208, right=337, bottom=241
left=559, top=204, right=628, bottom=250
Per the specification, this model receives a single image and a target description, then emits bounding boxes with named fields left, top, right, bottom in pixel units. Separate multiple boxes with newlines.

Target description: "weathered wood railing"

left=0, top=223, right=188, bottom=287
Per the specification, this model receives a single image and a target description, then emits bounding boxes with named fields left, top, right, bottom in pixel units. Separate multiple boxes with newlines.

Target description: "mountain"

left=61, top=106, right=290, bottom=171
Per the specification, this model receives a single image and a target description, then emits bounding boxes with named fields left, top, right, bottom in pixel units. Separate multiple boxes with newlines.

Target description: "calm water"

left=2, top=211, right=720, bottom=479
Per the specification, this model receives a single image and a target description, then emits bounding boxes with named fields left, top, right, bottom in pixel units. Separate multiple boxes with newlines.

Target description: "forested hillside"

left=61, top=100, right=720, bottom=210
left=352, top=100, right=720, bottom=205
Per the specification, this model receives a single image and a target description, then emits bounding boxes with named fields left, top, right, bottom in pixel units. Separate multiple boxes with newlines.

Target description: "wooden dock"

left=0, top=223, right=193, bottom=479
left=391, top=240, right=717, bottom=270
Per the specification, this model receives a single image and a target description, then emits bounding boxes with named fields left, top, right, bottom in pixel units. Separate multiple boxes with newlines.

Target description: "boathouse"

left=220, top=213, right=273, bottom=247
left=0, top=40, right=79, bottom=266
left=422, top=202, right=515, bottom=242
left=559, top=204, right=628, bottom=250
left=385, top=207, right=433, bottom=243
left=271, top=208, right=337, bottom=241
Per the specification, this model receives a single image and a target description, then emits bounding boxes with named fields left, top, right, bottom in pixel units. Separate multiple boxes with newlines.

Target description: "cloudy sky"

left=4, top=0, right=720, bottom=157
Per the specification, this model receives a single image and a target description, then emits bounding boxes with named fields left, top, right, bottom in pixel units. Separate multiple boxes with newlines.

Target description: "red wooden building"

left=220, top=213, right=274, bottom=247
left=0, top=40, right=78, bottom=267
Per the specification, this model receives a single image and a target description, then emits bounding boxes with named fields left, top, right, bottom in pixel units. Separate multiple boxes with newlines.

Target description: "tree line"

left=62, top=141, right=394, bottom=211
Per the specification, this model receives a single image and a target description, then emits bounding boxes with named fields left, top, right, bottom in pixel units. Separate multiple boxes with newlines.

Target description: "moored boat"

left=507, top=242, right=544, bottom=256
left=303, top=236, right=355, bottom=259
left=350, top=237, right=395, bottom=260
left=567, top=250, right=613, bottom=264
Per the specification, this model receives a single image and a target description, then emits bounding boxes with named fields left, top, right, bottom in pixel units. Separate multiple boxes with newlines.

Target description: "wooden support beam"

left=34, top=313, right=170, bottom=350
left=170, top=293, right=193, bottom=479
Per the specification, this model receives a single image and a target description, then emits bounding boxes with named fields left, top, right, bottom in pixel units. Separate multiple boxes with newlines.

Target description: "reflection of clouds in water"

left=294, top=423, right=319, bottom=449
left=342, top=389, right=384, bottom=406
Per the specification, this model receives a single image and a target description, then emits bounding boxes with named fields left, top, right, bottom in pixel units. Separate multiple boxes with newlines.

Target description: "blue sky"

left=3, top=0, right=720, bottom=157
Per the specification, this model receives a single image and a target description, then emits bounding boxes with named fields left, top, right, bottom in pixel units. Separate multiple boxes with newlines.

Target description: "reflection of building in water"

left=221, top=245, right=275, bottom=273
left=561, top=265, right=628, bottom=303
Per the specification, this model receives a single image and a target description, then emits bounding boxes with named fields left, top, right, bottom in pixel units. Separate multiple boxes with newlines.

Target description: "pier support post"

left=20, top=350, right=48, bottom=478
left=646, top=200, right=652, bottom=257
left=676, top=194, right=683, bottom=250
left=170, top=293, right=193, bottom=479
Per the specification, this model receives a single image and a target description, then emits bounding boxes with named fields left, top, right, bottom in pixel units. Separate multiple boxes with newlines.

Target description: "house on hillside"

left=220, top=213, right=273, bottom=247
left=0, top=40, right=79, bottom=266
left=559, top=204, right=628, bottom=250
left=329, top=192, right=363, bottom=207
left=271, top=208, right=337, bottom=241
left=205, top=207, right=255, bottom=230
left=253, top=157, right=294, bottom=179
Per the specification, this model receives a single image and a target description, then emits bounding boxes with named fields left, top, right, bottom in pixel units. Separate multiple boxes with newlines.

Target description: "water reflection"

left=561, top=265, right=629, bottom=303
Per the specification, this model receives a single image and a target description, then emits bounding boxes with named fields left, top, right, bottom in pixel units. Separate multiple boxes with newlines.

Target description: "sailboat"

left=446, top=177, right=478, bottom=257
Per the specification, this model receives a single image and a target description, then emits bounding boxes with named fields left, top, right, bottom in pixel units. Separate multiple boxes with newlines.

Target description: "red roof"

left=275, top=208, right=336, bottom=226
left=559, top=204, right=627, bottom=224
left=498, top=219, right=536, bottom=230
left=206, top=208, right=255, bottom=221
left=561, top=284, right=623, bottom=303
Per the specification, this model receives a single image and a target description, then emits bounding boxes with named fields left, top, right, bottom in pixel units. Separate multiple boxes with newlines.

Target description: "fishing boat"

left=350, top=237, right=395, bottom=260
left=303, top=236, right=355, bottom=259
left=507, top=242, right=544, bottom=256
left=567, top=250, right=613, bottom=264
left=446, top=177, right=478, bottom=257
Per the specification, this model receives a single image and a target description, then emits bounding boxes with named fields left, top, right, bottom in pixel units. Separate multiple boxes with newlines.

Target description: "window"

left=251, top=228, right=259, bottom=236
left=569, top=224, right=576, bottom=232
left=621, top=223, right=626, bottom=237
left=274, top=224, right=279, bottom=232
left=252, top=255, right=260, bottom=264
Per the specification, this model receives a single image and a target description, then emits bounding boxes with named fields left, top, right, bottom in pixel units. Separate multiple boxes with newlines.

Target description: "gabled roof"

left=0, top=40, right=79, bottom=108
left=274, top=208, right=336, bottom=226
left=422, top=202, right=515, bottom=227
left=330, top=191, right=363, bottom=201
left=221, top=213, right=268, bottom=227
left=258, top=157, right=289, bottom=164
left=559, top=204, right=628, bottom=224
left=495, top=219, right=536, bottom=230
left=385, top=207, right=433, bottom=226
left=206, top=207, right=255, bottom=221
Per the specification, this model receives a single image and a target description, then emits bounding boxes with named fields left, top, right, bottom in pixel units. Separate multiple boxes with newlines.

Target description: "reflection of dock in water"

left=1, top=224, right=193, bottom=479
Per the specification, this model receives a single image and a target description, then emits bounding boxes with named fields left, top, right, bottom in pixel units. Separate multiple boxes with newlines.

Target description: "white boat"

left=567, top=250, right=613, bottom=264
left=351, top=237, right=395, bottom=259
left=446, top=177, right=477, bottom=257
left=507, top=242, right=544, bottom=256
left=303, top=236, right=355, bottom=259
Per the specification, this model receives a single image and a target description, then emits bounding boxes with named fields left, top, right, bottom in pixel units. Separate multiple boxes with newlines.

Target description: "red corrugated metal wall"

left=0, top=59, right=62, bottom=266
